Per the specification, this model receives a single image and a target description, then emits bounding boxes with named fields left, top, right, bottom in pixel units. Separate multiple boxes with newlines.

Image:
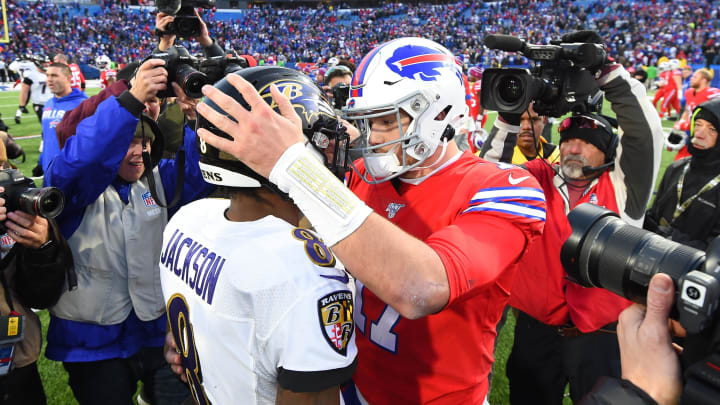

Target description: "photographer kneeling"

left=43, top=58, right=213, bottom=404
left=0, top=155, right=71, bottom=403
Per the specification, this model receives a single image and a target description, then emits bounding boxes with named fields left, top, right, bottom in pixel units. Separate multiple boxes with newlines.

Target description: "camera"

left=156, top=0, right=215, bottom=38
left=561, top=203, right=720, bottom=405
left=331, top=83, right=350, bottom=111
left=145, top=45, right=247, bottom=99
left=481, top=34, right=606, bottom=117
left=0, top=169, right=64, bottom=233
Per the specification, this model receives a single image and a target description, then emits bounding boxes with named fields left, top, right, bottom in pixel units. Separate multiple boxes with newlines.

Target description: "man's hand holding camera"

left=617, top=273, right=682, bottom=405
left=130, top=59, right=168, bottom=103
left=0, top=187, right=50, bottom=249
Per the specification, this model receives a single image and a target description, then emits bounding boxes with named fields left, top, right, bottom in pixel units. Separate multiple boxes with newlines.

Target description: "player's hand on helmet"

left=163, top=330, right=187, bottom=383
left=172, top=82, right=199, bottom=121
left=130, top=59, right=168, bottom=104
left=617, top=273, right=682, bottom=405
left=196, top=74, right=305, bottom=178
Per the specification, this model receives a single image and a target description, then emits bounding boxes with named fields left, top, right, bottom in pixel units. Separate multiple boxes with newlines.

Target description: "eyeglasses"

left=558, top=115, right=610, bottom=133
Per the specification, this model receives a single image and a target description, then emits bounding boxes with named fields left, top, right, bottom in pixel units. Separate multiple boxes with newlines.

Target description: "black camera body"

left=145, top=45, right=247, bottom=99
left=562, top=203, right=720, bottom=405
left=331, top=82, right=350, bottom=111
left=481, top=34, right=606, bottom=117
left=156, top=0, right=215, bottom=38
left=0, top=169, right=64, bottom=233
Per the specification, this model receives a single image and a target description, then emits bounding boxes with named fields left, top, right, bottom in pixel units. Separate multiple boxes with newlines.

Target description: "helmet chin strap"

left=409, top=138, right=449, bottom=172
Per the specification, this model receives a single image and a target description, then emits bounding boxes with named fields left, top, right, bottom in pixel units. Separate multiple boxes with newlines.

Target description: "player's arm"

left=195, top=76, right=543, bottom=319
left=275, top=386, right=339, bottom=405
left=19, top=80, right=31, bottom=107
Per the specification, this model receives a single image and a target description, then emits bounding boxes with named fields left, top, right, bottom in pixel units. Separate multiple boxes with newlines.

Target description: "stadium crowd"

left=2, top=0, right=720, bottom=70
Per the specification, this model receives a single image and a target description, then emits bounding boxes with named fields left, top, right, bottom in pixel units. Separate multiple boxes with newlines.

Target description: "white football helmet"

left=669, top=59, right=680, bottom=70
left=344, top=37, right=467, bottom=183
left=96, top=55, right=111, bottom=70
left=658, top=61, right=670, bottom=72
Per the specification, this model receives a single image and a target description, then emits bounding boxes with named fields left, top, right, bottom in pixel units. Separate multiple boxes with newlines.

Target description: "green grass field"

left=0, top=86, right=678, bottom=404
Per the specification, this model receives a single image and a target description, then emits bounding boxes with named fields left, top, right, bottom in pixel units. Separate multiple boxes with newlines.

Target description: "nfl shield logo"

left=589, top=193, right=598, bottom=205
left=142, top=191, right=157, bottom=207
left=317, top=291, right=354, bottom=356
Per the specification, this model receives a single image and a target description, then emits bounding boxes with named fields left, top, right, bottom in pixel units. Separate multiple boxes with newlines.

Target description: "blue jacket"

left=44, top=91, right=214, bottom=362
left=40, top=88, right=88, bottom=172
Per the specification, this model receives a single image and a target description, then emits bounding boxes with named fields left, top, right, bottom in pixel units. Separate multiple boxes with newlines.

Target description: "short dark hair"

left=49, top=62, right=72, bottom=77
left=323, top=65, right=353, bottom=86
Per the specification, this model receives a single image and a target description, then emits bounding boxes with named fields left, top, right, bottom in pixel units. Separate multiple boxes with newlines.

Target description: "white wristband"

left=269, top=143, right=373, bottom=246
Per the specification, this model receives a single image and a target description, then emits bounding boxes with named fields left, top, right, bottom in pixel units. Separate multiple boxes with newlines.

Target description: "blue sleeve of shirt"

left=44, top=97, right=138, bottom=238
left=158, top=125, right=214, bottom=217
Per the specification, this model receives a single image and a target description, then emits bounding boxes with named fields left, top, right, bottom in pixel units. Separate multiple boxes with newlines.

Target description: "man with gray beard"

left=481, top=60, right=663, bottom=403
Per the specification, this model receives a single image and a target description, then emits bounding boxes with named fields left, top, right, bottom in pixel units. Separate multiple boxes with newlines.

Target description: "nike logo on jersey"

left=320, top=273, right=350, bottom=284
left=508, top=173, right=530, bottom=185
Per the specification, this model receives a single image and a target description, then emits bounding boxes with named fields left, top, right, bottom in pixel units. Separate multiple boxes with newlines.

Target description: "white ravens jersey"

left=24, top=70, right=51, bottom=105
left=8, top=59, right=36, bottom=79
left=159, top=198, right=357, bottom=405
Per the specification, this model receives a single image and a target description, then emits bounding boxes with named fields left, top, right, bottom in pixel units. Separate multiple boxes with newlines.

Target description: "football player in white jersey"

left=160, top=66, right=356, bottom=405
left=17, top=54, right=51, bottom=125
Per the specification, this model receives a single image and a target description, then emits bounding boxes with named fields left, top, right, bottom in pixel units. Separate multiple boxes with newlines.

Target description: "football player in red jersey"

left=194, top=37, right=546, bottom=404
left=97, top=55, right=116, bottom=89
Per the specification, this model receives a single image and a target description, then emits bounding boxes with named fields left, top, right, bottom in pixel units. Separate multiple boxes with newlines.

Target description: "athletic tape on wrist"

left=270, top=143, right=373, bottom=247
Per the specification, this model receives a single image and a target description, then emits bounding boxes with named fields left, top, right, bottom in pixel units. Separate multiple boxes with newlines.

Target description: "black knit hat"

left=558, top=114, right=616, bottom=161
left=693, top=107, right=720, bottom=136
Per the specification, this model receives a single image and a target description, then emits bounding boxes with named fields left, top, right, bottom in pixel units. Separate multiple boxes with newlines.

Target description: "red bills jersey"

left=68, top=64, right=85, bottom=90
left=100, top=69, right=117, bottom=89
left=509, top=161, right=632, bottom=332
left=346, top=152, right=545, bottom=404
left=659, top=70, right=679, bottom=90
left=464, top=75, right=480, bottom=121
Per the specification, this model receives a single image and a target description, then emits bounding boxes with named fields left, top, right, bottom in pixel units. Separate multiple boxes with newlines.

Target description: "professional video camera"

left=0, top=169, right=64, bottom=233
left=146, top=45, right=247, bottom=98
left=561, top=203, right=720, bottom=405
left=156, top=0, right=215, bottom=38
left=481, top=34, right=606, bottom=117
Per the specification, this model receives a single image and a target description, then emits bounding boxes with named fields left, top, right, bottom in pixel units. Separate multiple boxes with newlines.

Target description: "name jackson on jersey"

left=160, top=229, right=226, bottom=305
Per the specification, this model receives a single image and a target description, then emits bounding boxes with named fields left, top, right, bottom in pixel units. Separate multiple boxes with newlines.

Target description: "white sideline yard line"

left=14, top=134, right=42, bottom=140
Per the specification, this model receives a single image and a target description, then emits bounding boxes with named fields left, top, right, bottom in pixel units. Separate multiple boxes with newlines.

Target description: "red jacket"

left=508, top=161, right=632, bottom=332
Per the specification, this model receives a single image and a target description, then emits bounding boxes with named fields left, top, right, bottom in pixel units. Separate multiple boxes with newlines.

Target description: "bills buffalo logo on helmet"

left=386, top=44, right=463, bottom=85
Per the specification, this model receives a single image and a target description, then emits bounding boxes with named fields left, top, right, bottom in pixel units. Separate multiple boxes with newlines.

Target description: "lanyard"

left=673, top=161, right=720, bottom=220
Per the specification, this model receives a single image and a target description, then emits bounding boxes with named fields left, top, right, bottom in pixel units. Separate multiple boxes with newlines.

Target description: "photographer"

left=579, top=273, right=682, bottom=405
left=645, top=98, right=720, bottom=250
left=0, top=143, right=70, bottom=404
left=480, top=31, right=664, bottom=403
left=43, top=59, right=213, bottom=404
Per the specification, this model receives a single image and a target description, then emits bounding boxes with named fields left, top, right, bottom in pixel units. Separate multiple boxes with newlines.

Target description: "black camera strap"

left=140, top=112, right=184, bottom=210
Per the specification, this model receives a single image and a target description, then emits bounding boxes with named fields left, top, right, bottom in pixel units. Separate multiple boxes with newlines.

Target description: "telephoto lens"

left=561, top=203, right=705, bottom=304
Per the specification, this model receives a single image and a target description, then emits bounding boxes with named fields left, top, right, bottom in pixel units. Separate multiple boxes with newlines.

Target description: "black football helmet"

left=196, top=66, right=350, bottom=192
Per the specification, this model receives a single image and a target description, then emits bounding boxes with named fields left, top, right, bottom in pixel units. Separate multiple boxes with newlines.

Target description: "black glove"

left=19, top=105, right=28, bottom=114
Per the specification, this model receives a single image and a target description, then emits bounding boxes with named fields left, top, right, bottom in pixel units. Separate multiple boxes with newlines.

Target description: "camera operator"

left=154, top=9, right=223, bottom=56
left=43, top=58, right=213, bottom=404
left=579, top=273, right=682, bottom=405
left=0, top=143, right=71, bottom=404
left=645, top=98, right=720, bottom=250
left=480, top=31, right=664, bottom=403
left=481, top=101, right=560, bottom=164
